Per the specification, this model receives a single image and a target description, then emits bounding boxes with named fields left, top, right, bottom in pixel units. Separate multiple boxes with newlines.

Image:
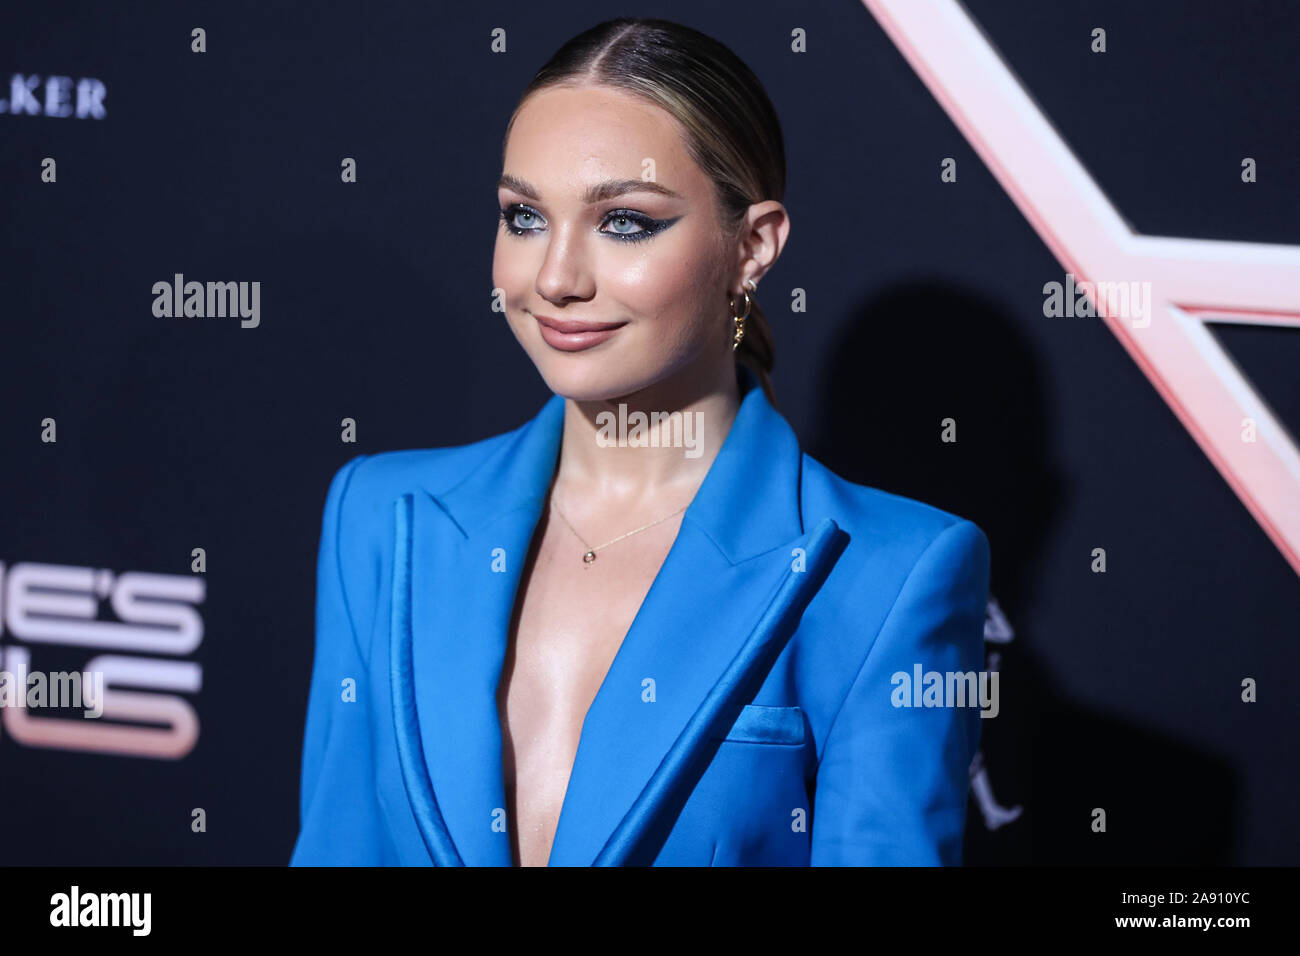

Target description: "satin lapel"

left=399, top=492, right=554, bottom=866
left=556, top=514, right=847, bottom=866
left=390, top=493, right=462, bottom=866
left=398, top=394, right=565, bottom=867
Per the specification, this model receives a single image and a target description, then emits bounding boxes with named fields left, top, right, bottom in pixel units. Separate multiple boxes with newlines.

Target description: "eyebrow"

left=497, top=173, right=684, bottom=204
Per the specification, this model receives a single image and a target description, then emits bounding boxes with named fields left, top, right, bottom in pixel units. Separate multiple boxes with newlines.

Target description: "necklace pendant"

left=582, top=549, right=597, bottom=565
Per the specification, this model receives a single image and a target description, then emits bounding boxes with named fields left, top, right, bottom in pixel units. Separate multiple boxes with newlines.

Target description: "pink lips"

left=533, top=314, right=627, bottom=352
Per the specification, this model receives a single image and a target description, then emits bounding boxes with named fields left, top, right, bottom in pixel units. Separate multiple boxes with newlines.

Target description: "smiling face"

left=493, top=84, right=739, bottom=403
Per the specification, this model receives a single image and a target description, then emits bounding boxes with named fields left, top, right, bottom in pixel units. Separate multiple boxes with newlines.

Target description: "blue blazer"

left=290, top=368, right=990, bottom=866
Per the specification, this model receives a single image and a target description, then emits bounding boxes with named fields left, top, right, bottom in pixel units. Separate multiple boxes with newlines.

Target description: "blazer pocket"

left=718, top=704, right=806, bottom=745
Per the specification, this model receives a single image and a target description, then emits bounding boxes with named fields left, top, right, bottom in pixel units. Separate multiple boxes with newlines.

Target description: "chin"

left=530, top=351, right=663, bottom=404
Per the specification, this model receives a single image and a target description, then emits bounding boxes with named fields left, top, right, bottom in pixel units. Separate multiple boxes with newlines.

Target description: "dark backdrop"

left=1, top=0, right=1296, bottom=865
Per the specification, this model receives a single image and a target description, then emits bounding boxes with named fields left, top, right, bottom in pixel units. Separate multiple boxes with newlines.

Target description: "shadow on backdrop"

left=807, top=280, right=1235, bottom=864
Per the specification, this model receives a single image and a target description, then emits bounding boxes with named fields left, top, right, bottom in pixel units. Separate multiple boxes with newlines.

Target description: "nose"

left=535, top=221, right=596, bottom=304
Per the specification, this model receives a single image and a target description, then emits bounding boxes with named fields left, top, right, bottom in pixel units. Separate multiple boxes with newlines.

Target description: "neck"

left=552, top=357, right=743, bottom=511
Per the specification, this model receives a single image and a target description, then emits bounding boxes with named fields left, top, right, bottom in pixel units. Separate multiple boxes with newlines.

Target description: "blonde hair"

left=504, top=17, right=786, bottom=406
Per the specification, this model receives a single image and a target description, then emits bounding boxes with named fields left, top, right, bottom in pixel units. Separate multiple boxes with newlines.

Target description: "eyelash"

left=498, top=203, right=672, bottom=242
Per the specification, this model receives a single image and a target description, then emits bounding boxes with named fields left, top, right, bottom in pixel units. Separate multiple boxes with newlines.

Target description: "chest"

left=495, top=508, right=683, bottom=864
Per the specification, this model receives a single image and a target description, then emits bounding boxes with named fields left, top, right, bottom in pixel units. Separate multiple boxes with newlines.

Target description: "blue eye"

left=602, top=210, right=656, bottom=239
left=499, top=204, right=545, bottom=235
left=498, top=203, right=677, bottom=242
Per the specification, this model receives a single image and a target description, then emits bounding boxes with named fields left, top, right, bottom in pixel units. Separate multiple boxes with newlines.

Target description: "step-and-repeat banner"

left=2, top=0, right=1297, bottom=865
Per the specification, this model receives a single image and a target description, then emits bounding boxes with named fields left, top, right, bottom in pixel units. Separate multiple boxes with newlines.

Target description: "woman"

left=290, top=17, right=990, bottom=867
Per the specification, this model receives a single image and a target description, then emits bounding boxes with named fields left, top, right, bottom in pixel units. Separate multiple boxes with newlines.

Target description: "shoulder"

left=315, top=420, right=528, bottom=572
left=800, top=451, right=989, bottom=572
left=311, top=424, right=528, bottom=658
left=321, top=424, right=521, bottom=517
left=796, top=451, right=990, bottom=662
left=792, top=453, right=991, bottom=735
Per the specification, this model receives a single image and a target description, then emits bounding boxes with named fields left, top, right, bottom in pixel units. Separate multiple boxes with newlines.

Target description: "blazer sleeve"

left=810, top=518, right=991, bottom=866
left=290, top=454, right=394, bottom=865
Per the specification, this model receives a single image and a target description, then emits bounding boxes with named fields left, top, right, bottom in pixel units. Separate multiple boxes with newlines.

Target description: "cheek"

left=492, top=234, right=536, bottom=318
left=617, top=241, right=724, bottom=333
left=491, top=232, right=519, bottom=293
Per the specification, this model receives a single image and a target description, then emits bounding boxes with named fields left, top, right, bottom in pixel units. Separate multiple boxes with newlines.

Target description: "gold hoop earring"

left=730, top=280, right=755, bottom=351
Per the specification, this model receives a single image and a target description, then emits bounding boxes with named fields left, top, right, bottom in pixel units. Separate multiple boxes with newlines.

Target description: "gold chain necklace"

left=550, top=497, right=688, bottom=567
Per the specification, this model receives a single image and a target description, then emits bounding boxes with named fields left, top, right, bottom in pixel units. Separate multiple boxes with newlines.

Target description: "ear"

left=732, top=200, right=790, bottom=293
